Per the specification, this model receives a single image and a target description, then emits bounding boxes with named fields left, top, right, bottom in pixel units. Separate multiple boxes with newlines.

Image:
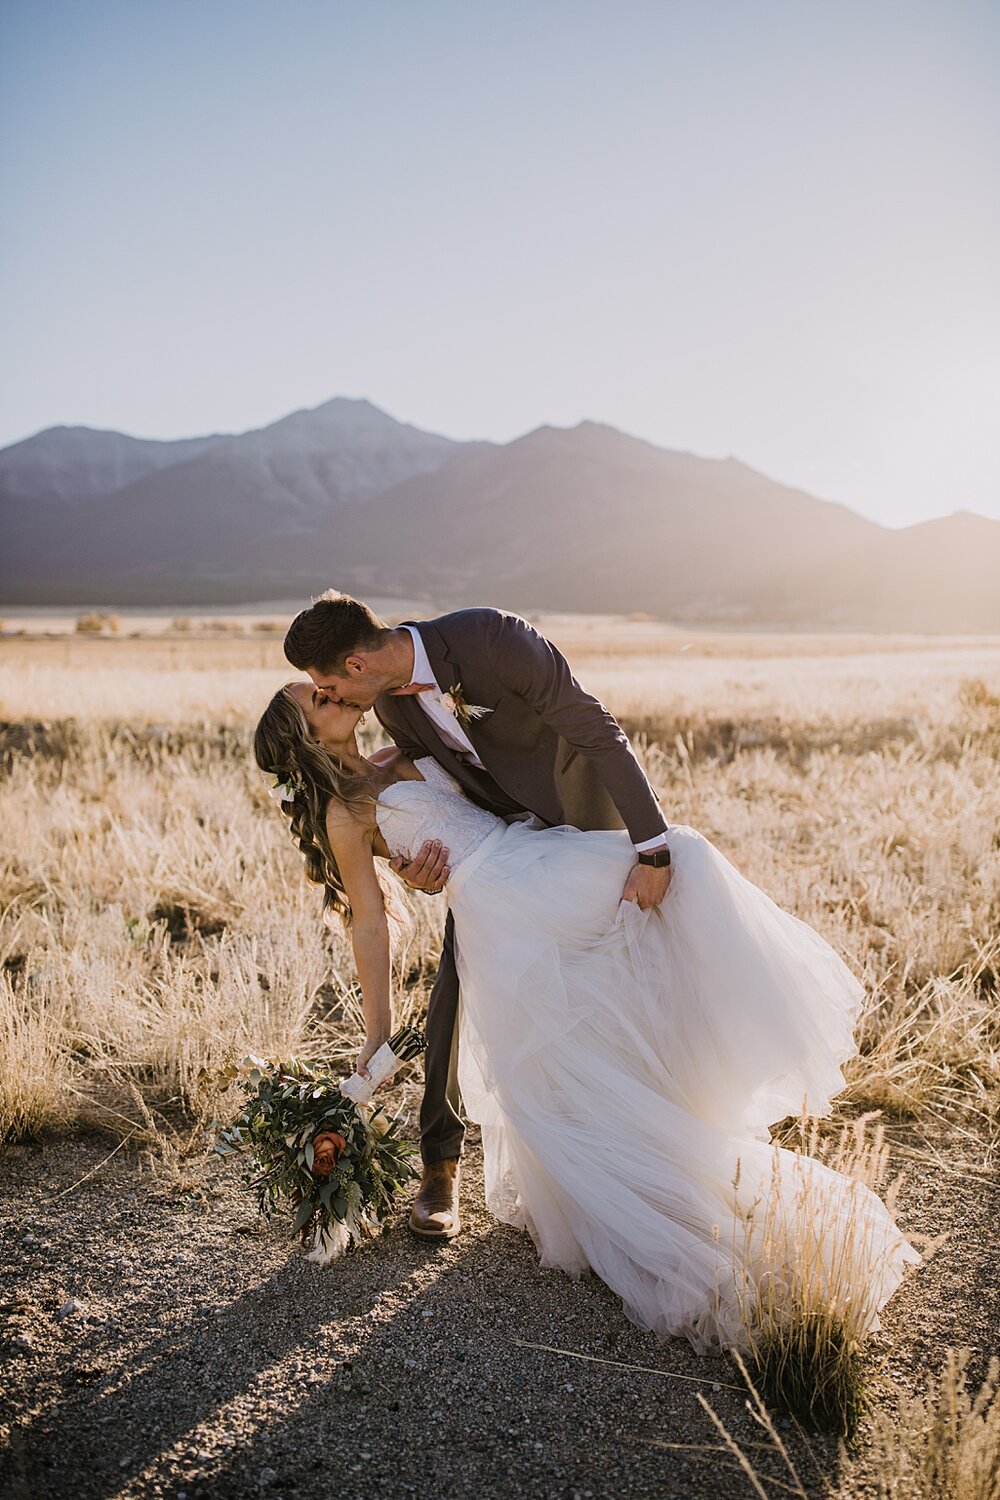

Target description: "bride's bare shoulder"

left=370, top=746, right=421, bottom=777
left=324, top=793, right=376, bottom=847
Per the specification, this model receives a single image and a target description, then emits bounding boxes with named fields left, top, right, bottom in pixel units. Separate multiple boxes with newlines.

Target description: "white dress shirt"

left=402, top=624, right=668, bottom=853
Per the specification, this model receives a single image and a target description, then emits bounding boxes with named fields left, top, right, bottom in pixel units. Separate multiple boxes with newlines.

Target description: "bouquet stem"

left=339, top=1025, right=426, bottom=1104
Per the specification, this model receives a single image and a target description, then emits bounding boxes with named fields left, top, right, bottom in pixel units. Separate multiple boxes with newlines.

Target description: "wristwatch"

left=636, top=844, right=671, bottom=868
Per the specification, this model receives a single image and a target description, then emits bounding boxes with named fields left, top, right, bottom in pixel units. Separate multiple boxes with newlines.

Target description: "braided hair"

left=254, top=685, right=388, bottom=930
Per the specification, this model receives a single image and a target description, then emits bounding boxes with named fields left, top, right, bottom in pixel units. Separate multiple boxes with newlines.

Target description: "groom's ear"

left=342, top=654, right=368, bottom=677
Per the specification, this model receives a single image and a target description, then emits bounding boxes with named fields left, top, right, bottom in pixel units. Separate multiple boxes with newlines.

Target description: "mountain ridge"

left=2, top=398, right=997, bottom=630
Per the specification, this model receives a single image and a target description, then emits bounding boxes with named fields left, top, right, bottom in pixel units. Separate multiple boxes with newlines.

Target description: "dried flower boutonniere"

left=440, top=682, right=493, bottom=732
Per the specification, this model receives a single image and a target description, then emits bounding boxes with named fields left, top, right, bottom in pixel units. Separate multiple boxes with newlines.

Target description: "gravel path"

left=1, top=1122, right=996, bottom=1500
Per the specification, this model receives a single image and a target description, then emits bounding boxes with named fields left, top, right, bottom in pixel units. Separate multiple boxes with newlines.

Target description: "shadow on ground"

left=3, top=1122, right=992, bottom=1500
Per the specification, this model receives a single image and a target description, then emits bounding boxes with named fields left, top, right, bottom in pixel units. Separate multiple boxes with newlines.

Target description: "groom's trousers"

left=419, top=764, right=528, bottom=1165
left=420, top=910, right=464, bottom=1164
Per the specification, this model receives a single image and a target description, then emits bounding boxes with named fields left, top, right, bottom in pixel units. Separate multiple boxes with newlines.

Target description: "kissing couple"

left=254, top=592, right=917, bottom=1350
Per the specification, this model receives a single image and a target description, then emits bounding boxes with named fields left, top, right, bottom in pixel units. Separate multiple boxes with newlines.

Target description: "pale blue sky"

left=1, top=0, right=997, bottom=525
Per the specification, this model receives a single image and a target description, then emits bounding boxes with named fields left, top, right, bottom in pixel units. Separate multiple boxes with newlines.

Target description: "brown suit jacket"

left=374, top=609, right=667, bottom=844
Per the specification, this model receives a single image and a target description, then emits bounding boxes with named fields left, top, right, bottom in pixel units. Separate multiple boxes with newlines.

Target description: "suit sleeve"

left=482, top=613, right=669, bottom=845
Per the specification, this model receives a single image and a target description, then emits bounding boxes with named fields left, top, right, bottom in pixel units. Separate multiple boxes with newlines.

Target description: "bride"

left=254, top=681, right=918, bottom=1351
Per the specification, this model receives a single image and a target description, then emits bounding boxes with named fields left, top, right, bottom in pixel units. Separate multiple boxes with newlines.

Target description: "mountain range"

left=2, top=397, right=997, bottom=631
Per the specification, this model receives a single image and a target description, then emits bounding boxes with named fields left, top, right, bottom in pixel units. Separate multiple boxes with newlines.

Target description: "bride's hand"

left=622, top=863, right=672, bottom=911
left=390, top=840, right=451, bottom=895
left=356, top=1032, right=390, bottom=1081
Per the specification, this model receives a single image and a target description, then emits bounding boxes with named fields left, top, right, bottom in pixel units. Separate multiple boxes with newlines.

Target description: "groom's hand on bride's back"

left=622, top=863, right=672, bottom=911
left=390, top=840, right=451, bottom=895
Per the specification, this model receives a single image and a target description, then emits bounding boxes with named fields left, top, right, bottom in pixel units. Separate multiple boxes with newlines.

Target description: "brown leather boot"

left=409, top=1157, right=461, bottom=1240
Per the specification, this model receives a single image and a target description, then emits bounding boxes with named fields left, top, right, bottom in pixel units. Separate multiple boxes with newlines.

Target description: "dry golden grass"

left=732, top=1115, right=919, bottom=1437
left=1, top=630, right=998, bottom=1148
left=0, top=712, right=445, bottom=1143
left=699, top=1346, right=1000, bottom=1500
left=0, top=971, right=74, bottom=1141
left=3, top=625, right=1000, bottom=725
left=865, top=1348, right=1000, bottom=1499
left=1, top=625, right=999, bottom=1476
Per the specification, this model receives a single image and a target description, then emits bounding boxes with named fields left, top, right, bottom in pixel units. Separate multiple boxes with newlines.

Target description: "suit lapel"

left=374, top=629, right=467, bottom=774
left=374, top=686, right=427, bottom=748
left=378, top=617, right=559, bottom=823
left=411, top=620, right=453, bottom=696
left=404, top=616, right=520, bottom=789
left=411, top=618, right=502, bottom=751
left=375, top=621, right=452, bottom=753
left=377, top=688, right=505, bottom=799
left=376, top=621, right=525, bottom=812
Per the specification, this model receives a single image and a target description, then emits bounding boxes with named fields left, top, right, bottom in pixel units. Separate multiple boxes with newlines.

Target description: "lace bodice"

left=375, top=759, right=504, bottom=872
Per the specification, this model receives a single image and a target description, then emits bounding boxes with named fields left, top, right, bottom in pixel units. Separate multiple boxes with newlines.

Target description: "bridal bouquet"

left=214, top=1030, right=425, bottom=1262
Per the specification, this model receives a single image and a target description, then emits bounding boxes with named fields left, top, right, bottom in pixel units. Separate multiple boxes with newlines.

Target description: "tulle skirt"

left=448, top=821, right=918, bottom=1351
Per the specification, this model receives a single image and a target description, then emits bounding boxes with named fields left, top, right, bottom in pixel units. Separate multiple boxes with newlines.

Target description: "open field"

left=2, top=625, right=1000, bottom=1498
left=4, top=622, right=1000, bottom=726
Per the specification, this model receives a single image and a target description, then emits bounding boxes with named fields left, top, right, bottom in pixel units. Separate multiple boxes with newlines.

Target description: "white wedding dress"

left=377, top=759, right=918, bottom=1350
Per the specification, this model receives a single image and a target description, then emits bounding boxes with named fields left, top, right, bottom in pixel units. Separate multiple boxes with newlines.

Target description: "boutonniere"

left=440, top=681, right=493, bottom=732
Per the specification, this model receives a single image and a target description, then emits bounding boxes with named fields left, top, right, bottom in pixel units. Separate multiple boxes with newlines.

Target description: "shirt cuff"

left=633, top=831, right=670, bottom=853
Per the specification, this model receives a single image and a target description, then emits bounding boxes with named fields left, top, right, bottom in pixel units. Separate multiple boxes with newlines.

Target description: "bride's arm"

left=324, top=803, right=392, bottom=1079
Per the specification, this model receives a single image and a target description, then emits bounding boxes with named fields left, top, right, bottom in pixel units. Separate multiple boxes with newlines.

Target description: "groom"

left=284, top=593, right=673, bottom=1240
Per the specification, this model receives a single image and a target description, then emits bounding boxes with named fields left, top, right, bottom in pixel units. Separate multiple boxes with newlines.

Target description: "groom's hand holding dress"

left=621, top=861, right=672, bottom=910
left=390, top=839, right=451, bottom=895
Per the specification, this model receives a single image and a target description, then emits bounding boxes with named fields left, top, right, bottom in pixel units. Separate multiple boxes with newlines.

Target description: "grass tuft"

left=745, top=1305, right=866, bottom=1439
left=733, top=1117, right=909, bottom=1438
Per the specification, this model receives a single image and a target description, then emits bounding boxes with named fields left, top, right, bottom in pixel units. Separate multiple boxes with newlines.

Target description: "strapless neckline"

left=377, top=759, right=429, bottom=795
left=373, top=759, right=504, bottom=872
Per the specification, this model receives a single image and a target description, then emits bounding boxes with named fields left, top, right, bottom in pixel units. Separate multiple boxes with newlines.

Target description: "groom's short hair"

left=284, top=591, right=387, bottom=674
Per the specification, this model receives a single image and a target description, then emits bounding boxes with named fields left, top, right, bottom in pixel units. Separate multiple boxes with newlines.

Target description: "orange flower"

left=311, top=1130, right=347, bottom=1177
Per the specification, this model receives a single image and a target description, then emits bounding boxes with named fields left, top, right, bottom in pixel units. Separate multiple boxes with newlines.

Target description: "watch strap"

left=636, top=845, right=671, bottom=868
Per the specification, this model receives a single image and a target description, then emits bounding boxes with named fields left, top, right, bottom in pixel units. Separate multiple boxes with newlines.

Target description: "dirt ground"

left=2, top=1120, right=997, bottom=1500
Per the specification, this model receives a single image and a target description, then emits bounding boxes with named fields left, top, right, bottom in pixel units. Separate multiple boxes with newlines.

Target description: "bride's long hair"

left=254, top=685, right=402, bottom=931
